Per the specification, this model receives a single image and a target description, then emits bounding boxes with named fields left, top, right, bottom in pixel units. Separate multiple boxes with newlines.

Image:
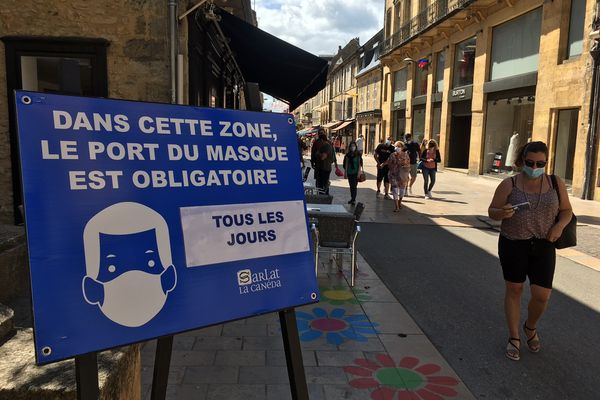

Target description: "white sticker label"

left=180, top=200, right=309, bottom=267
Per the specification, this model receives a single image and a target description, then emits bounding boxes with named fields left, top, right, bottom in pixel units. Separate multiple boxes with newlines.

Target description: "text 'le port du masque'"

left=45, top=111, right=290, bottom=190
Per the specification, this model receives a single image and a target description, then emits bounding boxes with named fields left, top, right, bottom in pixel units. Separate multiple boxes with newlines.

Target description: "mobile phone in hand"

left=511, top=201, right=530, bottom=211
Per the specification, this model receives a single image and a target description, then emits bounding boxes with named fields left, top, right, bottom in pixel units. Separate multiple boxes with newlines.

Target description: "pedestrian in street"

left=343, top=141, right=363, bottom=205
left=313, top=130, right=337, bottom=194
left=404, top=133, right=421, bottom=195
left=487, top=141, right=573, bottom=361
left=374, top=137, right=395, bottom=198
left=420, top=138, right=428, bottom=154
left=383, top=141, right=411, bottom=211
left=420, top=139, right=441, bottom=199
left=356, top=132, right=364, bottom=156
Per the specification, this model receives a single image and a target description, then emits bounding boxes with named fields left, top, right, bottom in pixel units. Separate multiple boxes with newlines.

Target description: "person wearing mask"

left=420, top=139, right=441, bottom=199
left=314, top=131, right=337, bottom=194
left=404, top=133, right=421, bottom=195
left=374, top=137, right=395, bottom=198
left=383, top=141, right=411, bottom=211
left=487, top=141, right=572, bottom=361
left=343, top=141, right=363, bottom=205
left=356, top=133, right=364, bottom=156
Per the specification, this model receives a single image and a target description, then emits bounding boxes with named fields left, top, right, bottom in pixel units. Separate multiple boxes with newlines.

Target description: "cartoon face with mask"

left=82, top=202, right=177, bottom=327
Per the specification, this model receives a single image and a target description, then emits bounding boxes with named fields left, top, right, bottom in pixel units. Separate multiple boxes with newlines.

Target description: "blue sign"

left=15, top=91, right=318, bottom=364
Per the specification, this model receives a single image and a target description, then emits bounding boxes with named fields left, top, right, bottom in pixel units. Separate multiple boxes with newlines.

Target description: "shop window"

left=414, top=64, right=428, bottom=96
left=453, top=37, right=476, bottom=88
left=412, top=106, right=426, bottom=143
left=3, top=38, right=108, bottom=224
left=393, top=68, right=408, bottom=103
left=393, top=110, right=406, bottom=140
left=566, top=0, right=585, bottom=58
left=554, top=109, right=579, bottom=184
left=432, top=103, right=442, bottom=144
left=435, top=50, right=445, bottom=93
left=483, top=96, right=535, bottom=175
left=490, top=8, right=542, bottom=81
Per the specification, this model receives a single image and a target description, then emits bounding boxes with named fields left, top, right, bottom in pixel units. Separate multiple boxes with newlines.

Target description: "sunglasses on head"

left=524, top=159, right=547, bottom=168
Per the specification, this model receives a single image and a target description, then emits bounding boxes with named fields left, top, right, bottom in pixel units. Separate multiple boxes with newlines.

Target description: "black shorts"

left=498, top=235, right=556, bottom=289
left=377, top=166, right=389, bottom=183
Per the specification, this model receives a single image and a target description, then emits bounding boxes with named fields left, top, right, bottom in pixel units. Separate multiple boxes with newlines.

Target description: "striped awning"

left=322, top=121, right=341, bottom=129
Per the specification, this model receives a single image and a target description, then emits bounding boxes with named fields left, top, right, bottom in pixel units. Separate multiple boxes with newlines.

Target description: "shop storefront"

left=356, top=109, right=381, bottom=154
left=392, top=68, right=408, bottom=140
left=447, top=36, right=476, bottom=168
left=482, top=7, right=542, bottom=177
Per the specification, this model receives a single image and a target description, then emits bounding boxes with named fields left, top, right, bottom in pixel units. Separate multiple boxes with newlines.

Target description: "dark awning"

left=215, top=8, right=328, bottom=110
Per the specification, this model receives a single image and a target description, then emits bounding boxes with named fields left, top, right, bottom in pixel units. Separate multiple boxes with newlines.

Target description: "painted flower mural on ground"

left=319, top=285, right=371, bottom=305
left=296, top=307, right=378, bottom=345
left=344, top=354, right=460, bottom=400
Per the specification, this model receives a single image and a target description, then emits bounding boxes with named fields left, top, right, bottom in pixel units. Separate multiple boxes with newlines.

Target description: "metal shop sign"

left=15, top=91, right=318, bottom=364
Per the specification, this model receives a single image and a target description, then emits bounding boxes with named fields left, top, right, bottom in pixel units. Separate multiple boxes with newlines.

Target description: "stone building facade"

left=356, top=30, right=384, bottom=155
left=380, top=0, right=600, bottom=200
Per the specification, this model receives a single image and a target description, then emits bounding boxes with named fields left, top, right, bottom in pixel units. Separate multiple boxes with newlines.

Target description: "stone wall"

left=0, top=0, right=188, bottom=223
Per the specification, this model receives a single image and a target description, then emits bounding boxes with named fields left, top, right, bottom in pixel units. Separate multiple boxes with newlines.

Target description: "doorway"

left=554, top=109, right=579, bottom=184
left=448, top=101, right=472, bottom=168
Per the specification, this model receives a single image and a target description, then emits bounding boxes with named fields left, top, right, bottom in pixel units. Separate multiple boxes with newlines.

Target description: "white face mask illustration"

left=82, top=202, right=177, bottom=327
left=83, top=266, right=176, bottom=327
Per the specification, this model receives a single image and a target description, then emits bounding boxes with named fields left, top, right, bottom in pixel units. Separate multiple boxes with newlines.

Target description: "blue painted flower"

left=295, top=307, right=379, bottom=345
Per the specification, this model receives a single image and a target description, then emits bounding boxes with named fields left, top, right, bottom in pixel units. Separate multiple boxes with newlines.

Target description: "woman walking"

left=343, top=141, right=363, bottom=205
left=384, top=141, right=411, bottom=211
left=420, top=139, right=441, bottom=199
left=488, top=141, right=572, bottom=361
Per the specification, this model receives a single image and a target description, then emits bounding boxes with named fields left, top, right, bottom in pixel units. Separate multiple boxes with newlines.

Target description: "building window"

left=384, top=73, right=390, bottom=102
left=2, top=37, right=108, bottom=224
left=414, top=64, right=428, bottom=96
left=490, top=8, right=542, bottom=81
left=412, top=105, right=426, bottom=143
left=483, top=94, right=535, bottom=175
left=386, top=8, right=392, bottom=37
left=453, top=37, right=476, bottom=88
left=554, top=109, right=579, bottom=184
left=403, top=0, right=412, bottom=24
left=393, top=68, right=408, bottom=103
left=435, top=50, right=445, bottom=93
left=567, top=0, right=585, bottom=58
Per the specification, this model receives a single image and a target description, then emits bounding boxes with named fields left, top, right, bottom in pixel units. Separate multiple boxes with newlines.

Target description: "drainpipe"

left=168, top=0, right=178, bottom=104
left=583, top=41, right=600, bottom=200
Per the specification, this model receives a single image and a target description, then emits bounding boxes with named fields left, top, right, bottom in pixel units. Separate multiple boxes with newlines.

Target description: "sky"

left=253, top=0, right=385, bottom=56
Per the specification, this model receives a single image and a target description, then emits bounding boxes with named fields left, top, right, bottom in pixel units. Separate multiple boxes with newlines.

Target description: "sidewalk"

left=141, top=251, right=475, bottom=400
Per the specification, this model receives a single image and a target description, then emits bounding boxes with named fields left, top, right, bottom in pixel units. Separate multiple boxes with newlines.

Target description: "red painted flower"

left=344, top=355, right=460, bottom=400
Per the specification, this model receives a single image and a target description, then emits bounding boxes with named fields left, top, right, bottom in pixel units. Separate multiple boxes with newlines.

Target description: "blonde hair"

left=428, top=139, right=438, bottom=149
left=394, top=141, right=405, bottom=148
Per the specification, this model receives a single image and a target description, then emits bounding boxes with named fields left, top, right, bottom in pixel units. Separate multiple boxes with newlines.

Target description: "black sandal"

left=506, top=337, right=521, bottom=361
left=523, top=323, right=541, bottom=353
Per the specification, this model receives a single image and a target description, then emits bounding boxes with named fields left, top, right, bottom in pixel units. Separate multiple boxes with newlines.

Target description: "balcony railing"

left=383, top=0, right=475, bottom=55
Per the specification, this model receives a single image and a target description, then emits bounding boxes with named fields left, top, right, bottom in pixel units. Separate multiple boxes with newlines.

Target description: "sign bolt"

left=21, top=95, right=32, bottom=105
left=41, top=346, right=52, bottom=356
left=287, top=117, right=293, bottom=124
left=310, top=292, right=317, bottom=300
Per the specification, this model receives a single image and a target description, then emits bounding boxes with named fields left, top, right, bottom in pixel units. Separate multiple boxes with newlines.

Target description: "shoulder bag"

left=550, top=174, right=577, bottom=249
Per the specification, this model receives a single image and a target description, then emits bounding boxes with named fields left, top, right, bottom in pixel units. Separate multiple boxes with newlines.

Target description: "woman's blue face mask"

left=523, top=165, right=544, bottom=178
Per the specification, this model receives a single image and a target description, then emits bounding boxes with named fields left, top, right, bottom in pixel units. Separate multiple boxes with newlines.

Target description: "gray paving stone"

left=141, top=365, right=185, bottom=385
left=361, top=302, right=423, bottom=335
left=183, top=365, right=239, bottom=384
left=177, top=325, right=223, bottom=336
left=172, top=336, right=196, bottom=350
left=337, top=337, right=385, bottom=351
left=215, top=350, right=266, bottom=366
left=238, top=366, right=290, bottom=384
left=315, top=351, right=364, bottom=366
left=266, top=350, right=317, bottom=367
left=166, top=383, right=208, bottom=400
left=299, top=336, right=337, bottom=350
left=267, top=384, right=325, bottom=400
left=243, top=336, right=284, bottom=350
left=222, top=322, right=267, bottom=336
left=169, top=350, right=216, bottom=366
left=247, top=312, right=280, bottom=324
left=351, top=279, right=398, bottom=303
left=194, top=336, right=243, bottom=350
left=323, top=384, right=374, bottom=400
left=305, top=366, right=348, bottom=384
left=207, top=384, right=266, bottom=400
left=266, top=323, right=282, bottom=336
